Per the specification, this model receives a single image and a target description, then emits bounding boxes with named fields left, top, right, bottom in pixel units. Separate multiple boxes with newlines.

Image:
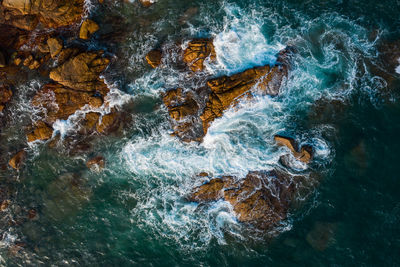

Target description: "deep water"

left=1, top=0, right=400, bottom=266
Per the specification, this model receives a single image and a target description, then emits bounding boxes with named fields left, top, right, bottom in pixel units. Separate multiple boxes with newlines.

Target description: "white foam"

left=396, top=58, right=400, bottom=74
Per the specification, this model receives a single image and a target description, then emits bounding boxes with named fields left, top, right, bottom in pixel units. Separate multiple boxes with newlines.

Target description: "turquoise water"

left=1, top=0, right=400, bottom=265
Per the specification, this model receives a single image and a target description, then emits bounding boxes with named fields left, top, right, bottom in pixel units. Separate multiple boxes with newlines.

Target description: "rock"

left=8, top=150, right=26, bottom=170
left=0, top=51, right=6, bottom=67
left=0, top=86, right=13, bottom=109
left=49, top=51, right=110, bottom=93
left=96, top=111, right=119, bottom=134
left=274, top=135, right=313, bottom=164
left=1, top=0, right=84, bottom=30
left=27, top=121, right=53, bottom=142
left=32, top=83, right=104, bottom=123
left=47, top=37, right=63, bottom=58
left=306, top=222, right=337, bottom=251
left=140, top=0, right=154, bottom=7
left=189, top=170, right=306, bottom=230
left=145, top=49, right=162, bottom=68
left=0, top=199, right=11, bottom=211
left=27, top=209, right=37, bottom=219
left=79, top=19, right=99, bottom=40
left=86, top=156, right=105, bottom=171
left=183, top=39, right=216, bottom=72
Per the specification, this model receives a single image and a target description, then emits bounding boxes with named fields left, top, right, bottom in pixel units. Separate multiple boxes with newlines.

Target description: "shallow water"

left=1, top=0, right=400, bottom=265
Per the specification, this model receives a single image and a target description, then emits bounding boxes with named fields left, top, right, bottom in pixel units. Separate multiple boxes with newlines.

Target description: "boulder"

left=140, top=0, right=154, bottom=7
left=79, top=19, right=99, bottom=40
left=32, top=83, right=104, bottom=123
left=96, top=111, right=119, bottom=134
left=86, top=156, right=105, bottom=171
left=183, top=39, right=216, bottom=72
left=0, top=86, right=12, bottom=111
left=189, top=170, right=306, bottom=230
left=27, top=121, right=53, bottom=142
left=0, top=51, right=5, bottom=67
left=1, top=0, right=84, bottom=30
left=49, top=51, right=110, bottom=93
left=47, top=37, right=63, bottom=58
left=145, top=49, right=162, bottom=68
left=274, top=135, right=313, bottom=164
left=8, top=150, right=26, bottom=170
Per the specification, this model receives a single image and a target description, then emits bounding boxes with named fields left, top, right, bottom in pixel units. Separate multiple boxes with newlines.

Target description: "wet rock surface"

left=274, top=135, right=313, bottom=164
left=8, top=150, right=27, bottom=170
left=80, top=19, right=99, bottom=40
left=189, top=170, right=308, bottom=230
left=145, top=49, right=162, bottom=68
left=183, top=39, right=216, bottom=72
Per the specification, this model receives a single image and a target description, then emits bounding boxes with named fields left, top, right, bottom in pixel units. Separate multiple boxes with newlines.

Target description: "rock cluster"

left=189, top=170, right=308, bottom=230
left=183, top=39, right=216, bottom=72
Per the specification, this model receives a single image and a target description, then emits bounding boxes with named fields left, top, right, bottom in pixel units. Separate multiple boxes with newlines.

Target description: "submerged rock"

left=79, top=19, right=99, bottom=40
left=183, top=39, right=216, bottom=72
left=189, top=170, right=307, bottom=230
left=306, top=222, right=337, bottom=251
left=8, top=150, right=26, bottom=170
left=86, top=156, right=105, bottom=171
left=49, top=51, right=110, bottom=93
left=274, top=135, right=313, bottom=164
left=145, top=49, right=162, bottom=68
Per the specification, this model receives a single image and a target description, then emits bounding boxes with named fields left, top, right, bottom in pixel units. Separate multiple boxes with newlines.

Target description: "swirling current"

left=0, top=0, right=400, bottom=266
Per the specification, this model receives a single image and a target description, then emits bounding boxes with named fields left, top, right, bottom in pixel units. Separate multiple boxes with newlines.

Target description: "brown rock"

left=0, top=199, right=10, bottom=211
left=47, top=37, right=63, bottom=58
left=189, top=170, right=305, bottom=230
left=27, top=121, right=53, bottom=142
left=145, top=49, right=162, bottom=68
left=49, top=51, right=110, bottom=92
left=0, top=51, right=5, bottom=67
left=32, top=83, right=104, bottom=123
left=79, top=19, right=99, bottom=40
left=96, top=112, right=118, bottom=134
left=183, top=39, right=216, bottom=72
left=27, top=209, right=37, bottom=219
left=140, top=0, right=154, bottom=7
left=0, top=86, right=12, bottom=106
left=1, top=0, right=84, bottom=30
left=86, top=156, right=105, bottom=171
left=274, top=135, right=313, bottom=163
left=8, top=150, right=26, bottom=170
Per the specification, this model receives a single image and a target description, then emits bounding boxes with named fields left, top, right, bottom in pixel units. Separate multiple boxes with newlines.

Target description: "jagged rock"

left=183, top=39, right=216, bottom=72
left=49, top=51, right=110, bottom=93
left=8, top=150, right=26, bottom=170
left=47, top=37, right=63, bottom=58
left=140, top=0, right=154, bottom=7
left=145, top=49, right=162, bottom=68
left=1, top=0, right=84, bottom=30
left=32, top=83, right=104, bottom=123
left=0, top=86, right=12, bottom=112
left=27, top=121, right=53, bottom=142
left=86, top=156, right=105, bottom=171
left=189, top=170, right=306, bottom=230
left=274, top=135, right=313, bottom=164
left=96, top=111, right=119, bottom=134
left=79, top=19, right=99, bottom=40
left=0, top=51, right=5, bottom=67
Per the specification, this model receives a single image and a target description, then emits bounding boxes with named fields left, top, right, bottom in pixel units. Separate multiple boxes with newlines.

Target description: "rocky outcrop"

left=163, top=52, right=289, bottom=142
left=79, top=19, right=99, bottom=40
left=27, top=121, right=53, bottom=142
left=145, top=49, right=162, bottom=68
left=8, top=150, right=26, bottom=170
left=1, top=0, right=85, bottom=30
left=183, top=39, right=216, bottom=72
left=0, top=86, right=12, bottom=112
left=47, top=37, right=63, bottom=58
left=49, top=51, right=110, bottom=93
left=189, top=170, right=307, bottom=230
left=274, top=135, right=313, bottom=164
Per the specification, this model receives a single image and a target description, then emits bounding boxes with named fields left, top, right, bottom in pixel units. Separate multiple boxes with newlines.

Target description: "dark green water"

left=1, top=0, right=400, bottom=265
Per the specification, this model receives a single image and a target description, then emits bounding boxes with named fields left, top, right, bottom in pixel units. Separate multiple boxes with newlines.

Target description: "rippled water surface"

left=1, top=0, right=400, bottom=265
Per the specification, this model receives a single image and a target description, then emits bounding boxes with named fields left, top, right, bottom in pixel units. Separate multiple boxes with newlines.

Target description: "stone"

left=0, top=86, right=13, bottom=107
left=0, top=51, right=6, bottom=67
left=274, top=135, right=313, bottom=164
left=49, top=51, right=110, bottom=92
left=96, top=112, right=118, bottom=134
left=8, top=150, right=26, bottom=170
left=145, top=49, right=162, bottom=68
left=47, top=37, right=63, bottom=58
left=27, top=209, right=37, bottom=219
left=86, top=156, right=105, bottom=171
left=189, top=170, right=306, bottom=230
left=27, top=121, right=53, bottom=142
left=79, top=19, right=99, bottom=40
left=32, top=83, right=104, bottom=123
left=140, top=0, right=154, bottom=7
left=0, top=199, right=11, bottom=211
left=183, top=39, right=216, bottom=72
